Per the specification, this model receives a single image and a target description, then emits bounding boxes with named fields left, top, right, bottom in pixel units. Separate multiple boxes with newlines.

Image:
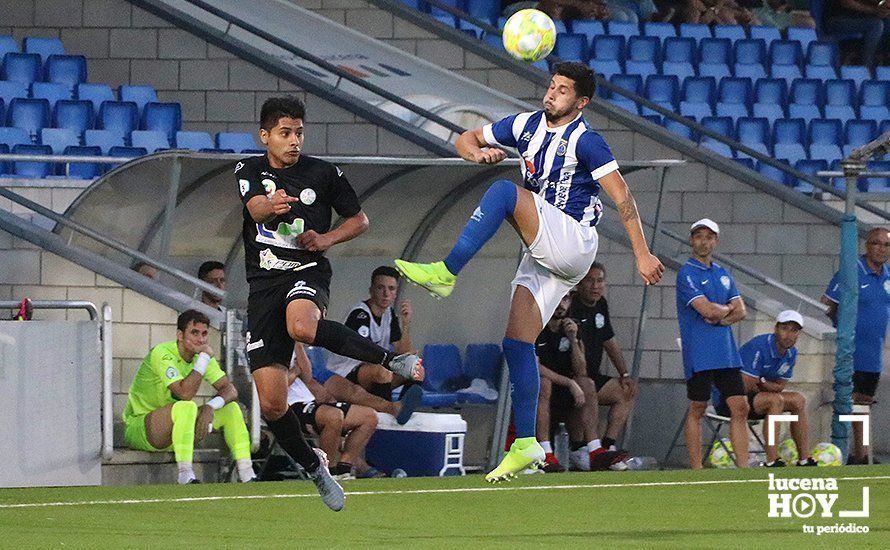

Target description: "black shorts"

left=592, top=373, right=613, bottom=392
left=246, top=265, right=332, bottom=372
left=687, top=368, right=745, bottom=402
left=716, top=391, right=764, bottom=420
left=290, top=401, right=350, bottom=433
left=853, top=371, right=881, bottom=397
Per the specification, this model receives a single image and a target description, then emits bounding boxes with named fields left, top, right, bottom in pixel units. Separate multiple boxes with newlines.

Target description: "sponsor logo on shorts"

left=287, top=280, right=317, bottom=300
left=246, top=339, right=264, bottom=352
left=258, top=248, right=313, bottom=271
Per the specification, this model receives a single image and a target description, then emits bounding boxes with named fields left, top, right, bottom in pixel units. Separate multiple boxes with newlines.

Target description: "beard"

left=544, top=104, right=572, bottom=122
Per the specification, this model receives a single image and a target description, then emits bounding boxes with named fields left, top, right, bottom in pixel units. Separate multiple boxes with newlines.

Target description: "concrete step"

left=102, top=448, right=224, bottom=486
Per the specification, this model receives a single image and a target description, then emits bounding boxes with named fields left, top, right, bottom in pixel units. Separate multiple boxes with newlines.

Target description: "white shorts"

left=511, top=193, right=599, bottom=326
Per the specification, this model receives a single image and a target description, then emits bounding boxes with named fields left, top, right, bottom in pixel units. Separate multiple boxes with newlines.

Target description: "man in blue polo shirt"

left=676, top=218, right=749, bottom=469
left=821, top=227, right=890, bottom=465
left=712, top=310, right=817, bottom=467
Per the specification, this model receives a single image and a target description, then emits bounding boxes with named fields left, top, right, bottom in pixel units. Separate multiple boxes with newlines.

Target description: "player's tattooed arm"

left=616, top=196, right=639, bottom=223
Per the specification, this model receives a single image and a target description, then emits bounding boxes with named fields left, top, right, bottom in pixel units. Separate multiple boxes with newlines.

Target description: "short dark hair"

left=198, top=261, right=225, bottom=281
left=553, top=61, right=596, bottom=99
left=177, top=309, right=210, bottom=331
left=371, top=265, right=400, bottom=284
left=260, top=96, right=306, bottom=130
left=589, top=261, right=606, bottom=277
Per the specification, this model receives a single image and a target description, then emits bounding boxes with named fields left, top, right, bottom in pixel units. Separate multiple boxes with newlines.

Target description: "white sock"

left=540, top=441, right=553, bottom=454
left=237, top=458, right=256, bottom=482
left=587, top=439, right=602, bottom=452
left=177, top=462, right=195, bottom=484
left=608, top=445, right=617, bottom=452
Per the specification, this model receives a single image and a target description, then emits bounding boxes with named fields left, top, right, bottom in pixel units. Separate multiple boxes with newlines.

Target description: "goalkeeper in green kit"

left=123, top=309, right=255, bottom=484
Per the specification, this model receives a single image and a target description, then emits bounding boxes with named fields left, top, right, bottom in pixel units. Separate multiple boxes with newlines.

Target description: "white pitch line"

left=2, top=475, right=889, bottom=510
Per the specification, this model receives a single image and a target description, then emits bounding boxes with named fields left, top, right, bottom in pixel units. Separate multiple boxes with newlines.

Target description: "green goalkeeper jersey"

left=123, top=340, right=225, bottom=424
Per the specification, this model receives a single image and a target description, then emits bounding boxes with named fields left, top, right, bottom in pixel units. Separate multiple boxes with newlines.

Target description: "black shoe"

left=847, top=455, right=865, bottom=465
left=187, top=478, right=201, bottom=484
left=765, top=459, right=787, bottom=467
left=797, top=457, right=817, bottom=467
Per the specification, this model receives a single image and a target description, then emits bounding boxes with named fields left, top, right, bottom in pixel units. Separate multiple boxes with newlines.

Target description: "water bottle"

left=391, top=468, right=408, bottom=478
left=625, top=456, right=658, bottom=470
left=554, top=422, right=569, bottom=467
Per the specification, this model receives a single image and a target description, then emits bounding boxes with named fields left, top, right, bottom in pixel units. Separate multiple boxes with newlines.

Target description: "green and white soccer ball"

left=502, top=9, right=556, bottom=62
left=708, top=438, right=736, bottom=469
left=778, top=438, right=799, bottom=464
left=811, top=442, right=843, bottom=466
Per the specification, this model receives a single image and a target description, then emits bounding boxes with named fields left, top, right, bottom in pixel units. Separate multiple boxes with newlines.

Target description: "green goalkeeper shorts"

left=124, top=414, right=171, bottom=452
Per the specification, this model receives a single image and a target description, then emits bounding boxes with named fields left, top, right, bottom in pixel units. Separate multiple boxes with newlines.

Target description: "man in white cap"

left=712, top=310, right=817, bottom=467
left=676, top=218, right=749, bottom=469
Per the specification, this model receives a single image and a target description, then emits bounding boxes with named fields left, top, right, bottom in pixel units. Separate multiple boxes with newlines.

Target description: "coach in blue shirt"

left=821, top=227, right=890, bottom=464
left=676, top=218, right=749, bottom=469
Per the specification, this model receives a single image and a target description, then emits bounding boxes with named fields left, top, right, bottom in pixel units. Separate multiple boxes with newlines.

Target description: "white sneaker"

left=569, top=448, right=590, bottom=471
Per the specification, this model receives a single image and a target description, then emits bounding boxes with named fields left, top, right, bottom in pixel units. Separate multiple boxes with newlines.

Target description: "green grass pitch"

left=2, top=466, right=887, bottom=548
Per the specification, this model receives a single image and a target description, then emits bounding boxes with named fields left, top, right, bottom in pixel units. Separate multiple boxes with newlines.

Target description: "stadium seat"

left=61, top=145, right=102, bottom=179
left=39, top=127, right=79, bottom=154
left=6, top=97, right=49, bottom=139
left=757, top=159, right=791, bottom=185
left=108, top=145, right=148, bottom=158
left=608, top=74, right=642, bottom=113
left=859, top=80, right=890, bottom=122
left=84, top=129, right=124, bottom=154
left=0, top=36, right=18, bottom=59
left=713, top=24, right=746, bottom=41
left=44, top=55, right=87, bottom=91
left=823, top=79, right=857, bottom=124
left=625, top=35, right=659, bottom=78
left=0, top=143, right=9, bottom=175
left=749, top=25, right=781, bottom=44
left=482, top=33, right=503, bottom=52
left=1, top=52, right=41, bottom=84
left=0, top=98, right=4, bottom=125
left=773, top=143, right=807, bottom=165
left=769, top=40, right=804, bottom=84
left=881, top=120, right=890, bottom=136
left=12, top=143, right=52, bottom=178
left=607, top=21, right=639, bottom=39
left=845, top=120, right=877, bottom=150
left=457, top=20, right=483, bottom=38
left=464, top=343, right=503, bottom=390
left=804, top=42, right=838, bottom=80
left=679, top=76, right=715, bottom=119
left=733, top=39, right=767, bottom=80
left=642, top=74, right=678, bottom=116
left=466, top=0, right=499, bottom=25
left=22, top=36, right=64, bottom=62
left=734, top=157, right=755, bottom=169
left=661, top=37, right=696, bottom=81
left=217, top=132, right=259, bottom=153
left=700, top=116, right=734, bottom=145
left=829, top=159, right=868, bottom=192
left=663, top=116, right=697, bottom=141
left=840, top=65, right=872, bottom=89
left=175, top=130, right=214, bottom=150
left=130, top=130, right=169, bottom=152
left=809, top=143, right=843, bottom=163
left=788, top=78, right=823, bottom=122
left=98, top=100, right=138, bottom=139
left=752, top=78, right=787, bottom=119
left=876, top=66, right=890, bottom=81
left=428, top=0, right=459, bottom=21
left=54, top=100, right=93, bottom=136
left=0, top=80, right=27, bottom=106
left=787, top=26, right=818, bottom=52
left=0, top=126, right=30, bottom=148
left=773, top=119, right=808, bottom=164
left=702, top=140, right=734, bottom=158
left=865, top=160, right=890, bottom=191
left=304, top=346, right=335, bottom=385
left=421, top=344, right=462, bottom=406
left=643, top=22, right=676, bottom=41
left=554, top=32, right=588, bottom=62
left=793, top=159, right=826, bottom=192
left=736, top=117, right=771, bottom=151
left=589, top=34, right=625, bottom=78
left=810, top=118, right=842, bottom=146
left=697, top=38, right=731, bottom=79
left=30, top=82, right=70, bottom=109
left=75, top=83, right=115, bottom=116
left=716, top=77, right=752, bottom=119
left=141, top=102, right=181, bottom=141
left=679, top=23, right=711, bottom=43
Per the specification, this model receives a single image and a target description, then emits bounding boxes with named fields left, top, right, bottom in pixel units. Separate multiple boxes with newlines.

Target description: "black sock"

left=602, top=437, right=616, bottom=449
left=370, top=382, right=392, bottom=401
left=313, top=319, right=392, bottom=365
left=570, top=440, right=586, bottom=452
left=265, top=408, right=320, bottom=471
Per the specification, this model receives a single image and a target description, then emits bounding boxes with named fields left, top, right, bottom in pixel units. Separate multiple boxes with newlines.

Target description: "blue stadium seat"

left=713, top=24, right=746, bottom=41
left=482, top=33, right=503, bottom=52
left=589, top=35, right=624, bottom=79
left=457, top=20, right=483, bottom=38
left=716, top=77, right=751, bottom=119
left=788, top=78, right=823, bottom=122
left=12, top=143, right=52, bottom=177
left=466, top=0, right=499, bottom=25
left=571, top=19, right=605, bottom=40
left=859, top=80, right=890, bottom=122
left=84, top=129, right=124, bottom=154
left=804, top=42, right=838, bottom=80
left=749, top=25, right=781, bottom=43
left=845, top=120, right=877, bottom=148
left=175, top=130, right=214, bottom=150
left=608, top=74, right=642, bottom=113
left=823, top=79, right=856, bottom=124
left=607, top=21, right=639, bottom=39
left=1, top=52, right=41, bottom=84
left=679, top=23, right=711, bottom=43
left=428, top=0, right=460, bottom=21
left=641, top=114, right=662, bottom=125
left=119, top=85, right=158, bottom=116
left=0, top=36, right=18, bottom=59
left=44, top=55, right=87, bottom=92
left=304, top=346, right=335, bottom=384
left=76, top=83, right=115, bottom=116
left=661, top=37, right=696, bottom=81
left=0, top=143, right=10, bottom=175
left=30, top=82, right=70, bottom=109
left=787, top=27, right=818, bottom=52
left=54, top=100, right=93, bottom=136
left=6, top=97, right=49, bottom=140
left=829, top=159, right=868, bottom=192
left=793, top=159, right=825, bottom=192
left=464, top=343, right=503, bottom=389
left=130, top=130, right=169, bottom=152
left=39, top=127, right=79, bottom=154
left=217, top=132, right=258, bottom=153
left=753, top=78, right=787, bottom=119
left=865, top=160, right=890, bottom=191
left=61, top=145, right=102, bottom=179
left=0, top=80, right=27, bottom=106
left=554, top=32, right=588, bottom=62
left=774, top=143, right=807, bottom=165
left=840, top=65, right=872, bottom=89
left=679, top=76, right=715, bottom=119
left=769, top=40, right=804, bottom=84
left=757, top=160, right=791, bottom=185
left=141, top=102, right=181, bottom=141
left=700, top=115, right=733, bottom=145
left=625, top=35, right=659, bottom=78
left=774, top=118, right=806, bottom=145
left=876, top=66, right=890, bottom=81
left=23, top=36, right=64, bottom=62
left=736, top=117, right=771, bottom=150
left=881, top=120, right=890, bottom=136
left=809, top=118, right=842, bottom=145
left=98, top=100, right=138, bottom=139
left=702, top=140, right=734, bottom=157
left=421, top=344, right=462, bottom=406
left=643, top=21, right=676, bottom=41
left=733, top=39, right=767, bottom=80
left=734, top=157, right=755, bottom=169
left=0, top=98, right=4, bottom=125
left=109, top=145, right=147, bottom=159
left=0, top=126, right=30, bottom=148
left=642, top=74, right=678, bottom=116
left=663, top=116, right=697, bottom=141
left=698, top=38, right=731, bottom=79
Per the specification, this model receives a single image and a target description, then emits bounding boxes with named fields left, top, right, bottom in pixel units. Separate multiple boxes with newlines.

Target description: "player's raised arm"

left=246, top=190, right=299, bottom=224
left=455, top=127, right=507, bottom=165
left=597, top=170, right=664, bottom=285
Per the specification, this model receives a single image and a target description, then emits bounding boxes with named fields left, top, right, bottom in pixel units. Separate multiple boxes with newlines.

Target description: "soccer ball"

left=502, top=9, right=556, bottom=62
left=708, top=438, right=736, bottom=469
left=811, top=442, right=843, bottom=466
left=778, top=438, right=799, bottom=464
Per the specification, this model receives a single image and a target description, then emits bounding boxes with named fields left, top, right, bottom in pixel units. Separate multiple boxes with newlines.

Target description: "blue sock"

left=443, top=179, right=517, bottom=275
left=502, top=336, right=539, bottom=439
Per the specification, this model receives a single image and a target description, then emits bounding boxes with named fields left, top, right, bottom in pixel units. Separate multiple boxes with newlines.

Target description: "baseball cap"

left=690, top=218, right=719, bottom=235
left=776, top=310, right=804, bottom=328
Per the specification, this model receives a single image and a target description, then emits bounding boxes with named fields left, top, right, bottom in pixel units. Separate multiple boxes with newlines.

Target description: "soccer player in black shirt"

left=236, top=97, right=421, bottom=510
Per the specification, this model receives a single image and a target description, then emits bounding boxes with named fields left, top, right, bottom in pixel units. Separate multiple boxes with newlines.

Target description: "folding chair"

left=662, top=405, right=766, bottom=467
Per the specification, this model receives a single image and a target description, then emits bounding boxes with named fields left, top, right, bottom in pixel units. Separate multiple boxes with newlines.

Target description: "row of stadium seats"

left=0, top=81, right=163, bottom=116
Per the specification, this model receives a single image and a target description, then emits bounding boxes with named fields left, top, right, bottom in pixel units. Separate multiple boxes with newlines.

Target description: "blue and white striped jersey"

left=482, top=111, right=618, bottom=226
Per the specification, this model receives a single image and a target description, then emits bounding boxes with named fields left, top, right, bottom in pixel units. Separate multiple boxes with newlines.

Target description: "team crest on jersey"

left=595, top=313, right=605, bottom=329
left=356, top=311, right=368, bottom=319
left=261, top=178, right=276, bottom=194
left=556, top=139, right=568, bottom=156
left=239, top=179, right=250, bottom=196
left=300, top=188, right=317, bottom=205
left=558, top=337, right=571, bottom=352
left=720, top=275, right=731, bottom=289
left=165, top=367, right=178, bottom=379
left=884, top=280, right=890, bottom=294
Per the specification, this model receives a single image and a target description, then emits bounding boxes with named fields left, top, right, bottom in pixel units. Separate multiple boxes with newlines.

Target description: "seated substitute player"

left=325, top=266, right=423, bottom=423
left=712, top=310, right=817, bottom=467
left=395, top=62, right=664, bottom=482
left=122, top=309, right=255, bottom=484
left=238, top=96, right=422, bottom=510
left=569, top=262, right=638, bottom=453
left=288, top=344, right=382, bottom=479
left=198, top=260, right=226, bottom=311
left=536, top=293, right=627, bottom=472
